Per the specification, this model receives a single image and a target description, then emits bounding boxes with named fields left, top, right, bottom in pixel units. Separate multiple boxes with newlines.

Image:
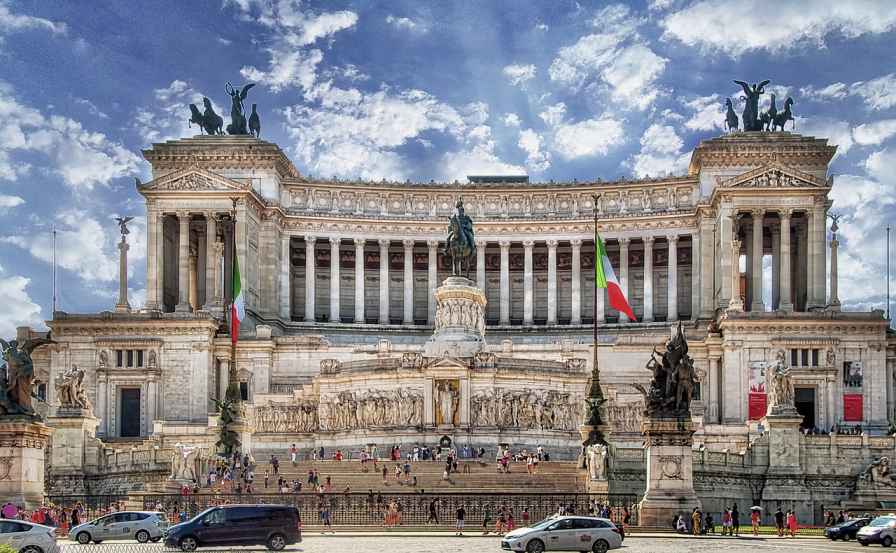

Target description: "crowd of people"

left=0, top=500, right=123, bottom=534
left=673, top=504, right=802, bottom=537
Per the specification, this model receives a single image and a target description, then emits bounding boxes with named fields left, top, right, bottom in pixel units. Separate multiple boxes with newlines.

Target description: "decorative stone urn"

left=423, top=276, right=486, bottom=359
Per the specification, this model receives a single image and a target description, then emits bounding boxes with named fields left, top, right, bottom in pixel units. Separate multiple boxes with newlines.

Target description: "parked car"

left=858, top=515, right=896, bottom=547
left=0, top=519, right=58, bottom=553
left=501, top=516, right=622, bottom=553
left=826, top=517, right=871, bottom=541
left=69, top=511, right=168, bottom=544
left=163, top=504, right=301, bottom=551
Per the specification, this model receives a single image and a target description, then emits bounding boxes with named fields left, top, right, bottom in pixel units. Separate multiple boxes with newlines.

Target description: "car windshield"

left=528, top=518, right=560, bottom=531
left=189, top=508, right=217, bottom=523
left=869, top=517, right=896, bottom=527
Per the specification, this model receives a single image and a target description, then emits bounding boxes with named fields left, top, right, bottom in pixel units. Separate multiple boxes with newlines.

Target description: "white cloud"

left=538, top=103, right=567, bottom=128
left=535, top=23, right=549, bottom=32
left=3, top=210, right=146, bottom=284
left=865, top=148, right=896, bottom=182
left=682, top=94, right=725, bottom=132
left=503, top=64, right=536, bottom=88
left=502, top=113, right=521, bottom=127
left=553, top=117, right=625, bottom=160
left=662, top=1, right=896, bottom=57
left=794, top=116, right=853, bottom=156
left=800, top=82, right=848, bottom=101
left=134, top=80, right=217, bottom=143
left=0, top=272, right=43, bottom=337
left=385, top=15, right=426, bottom=33
left=0, top=81, right=140, bottom=190
left=801, top=74, right=896, bottom=111
left=548, top=5, right=667, bottom=110
left=518, top=129, right=550, bottom=172
left=628, top=123, right=690, bottom=177
left=853, top=119, right=896, bottom=146
left=231, top=1, right=357, bottom=92
left=0, top=194, right=23, bottom=209
left=0, top=1, right=66, bottom=35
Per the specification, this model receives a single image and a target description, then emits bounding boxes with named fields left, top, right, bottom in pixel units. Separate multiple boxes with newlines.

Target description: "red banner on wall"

left=843, top=394, right=863, bottom=422
left=749, top=393, right=767, bottom=420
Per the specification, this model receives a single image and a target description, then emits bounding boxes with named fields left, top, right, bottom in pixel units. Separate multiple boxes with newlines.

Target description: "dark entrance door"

left=119, top=388, right=141, bottom=437
left=795, top=387, right=815, bottom=430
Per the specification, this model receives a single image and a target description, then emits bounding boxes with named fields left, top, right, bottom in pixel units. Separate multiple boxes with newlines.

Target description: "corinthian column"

left=330, top=237, right=341, bottom=323
left=571, top=239, right=582, bottom=325
left=830, top=218, right=841, bottom=310
left=523, top=240, right=534, bottom=325
left=279, top=235, right=291, bottom=320
left=728, top=239, right=744, bottom=311
left=547, top=240, right=558, bottom=325
left=175, top=211, right=191, bottom=312
left=204, top=214, right=217, bottom=311
left=144, top=207, right=159, bottom=311
left=403, top=239, right=414, bottom=325
left=618, top=238, right=630, bottom=322
left=475, top=239, right=486, bottom=289
left=115, top=233, right=130, bottom=313
left=427, top=240, right=439, bottom=325
left=379, top=239, right=390, bottom=324
left=780, top=210, right=793, bottom=311
left=667, top=235, right=678, bottom=321
left=354, top=238, right=366, bottom=323
left=751, top=209, right=765, bottom=311
left=499, top=240, right=511, bottom=325
left=304, top=236, right=317, bottom=322
left=643, top=236, right=654, bottom=322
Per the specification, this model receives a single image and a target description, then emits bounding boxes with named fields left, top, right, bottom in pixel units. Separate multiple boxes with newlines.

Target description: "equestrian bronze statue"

left=445, top=199, right=476, bottom=278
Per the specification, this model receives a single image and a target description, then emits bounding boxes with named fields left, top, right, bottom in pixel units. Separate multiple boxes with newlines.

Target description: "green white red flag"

left=595, top=234, right=636, bottom=321
left=230, top=252, right=244, bottom=344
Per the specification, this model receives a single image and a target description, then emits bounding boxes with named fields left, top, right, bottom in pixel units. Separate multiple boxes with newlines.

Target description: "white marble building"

left=41, top=130, right=894, bottom=463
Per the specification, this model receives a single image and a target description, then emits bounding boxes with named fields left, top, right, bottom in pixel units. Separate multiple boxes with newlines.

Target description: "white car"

left=0, top=519, right=58, bottom=553
left=858, top=515, right=896, bottom=547
left=501, top=516, right=622, bottom=553
left=69, top=511, right=168, bottom=544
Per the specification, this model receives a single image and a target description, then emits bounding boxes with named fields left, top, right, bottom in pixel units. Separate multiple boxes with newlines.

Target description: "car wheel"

left=526, top=539, right=545, bottom=553
left=20, top=546, right=43, bottom=553
left=136, top=529, right=151, bottom=543
left=76, top=531, right=92, bottom=545
left=592, top=539, right=609, bottom=553
left=861, top=542, right=869, bottom=546
left=179, top=536, right=199, bottom=552
left=267, top=533, right=287, bottom=551
left=884, top=536, right=893, bottom=548
left=92, top=541, right=102, bottom=545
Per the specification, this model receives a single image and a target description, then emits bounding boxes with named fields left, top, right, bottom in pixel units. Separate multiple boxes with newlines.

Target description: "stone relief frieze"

left=608, top=399, right=644, bottom=433
left=319, top=389, right=424, bottom=431
left=253, top=400, right=320, bottom=433
left=470, top=388, right=580, bottom=431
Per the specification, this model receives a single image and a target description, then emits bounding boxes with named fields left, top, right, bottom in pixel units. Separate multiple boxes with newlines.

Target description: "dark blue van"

left=164, top=504, right=301, bottom=551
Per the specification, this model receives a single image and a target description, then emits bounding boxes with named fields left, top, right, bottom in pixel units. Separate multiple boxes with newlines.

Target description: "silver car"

left=501, top=516, right=622, bottom=553
left=70, top=511, right=168, bottom=544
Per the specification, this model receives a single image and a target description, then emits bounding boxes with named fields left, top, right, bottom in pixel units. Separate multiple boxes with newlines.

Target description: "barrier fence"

left=131, top=492, right=640, bottom=528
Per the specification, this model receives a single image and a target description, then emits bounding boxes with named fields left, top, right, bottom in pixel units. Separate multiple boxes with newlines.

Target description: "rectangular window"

left=137, top=350, right=144, bottom=367
left=811, top=349, right=819, bottom=367
left=791, top=349, right=798, bottom=367
left=126, top=350, right=134, bottom=367
left=801, top=349, right=809, bottom=367
left=116, top=350, right=123, bottom=367
left=239, top=382, right=249, bottom=401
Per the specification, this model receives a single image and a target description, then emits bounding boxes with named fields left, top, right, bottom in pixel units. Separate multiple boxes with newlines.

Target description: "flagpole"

left=228, top=196, right=239, bottom=403
left=585, top=193, right=606, bottom=434
left=592, top=194, right=601, bottom=382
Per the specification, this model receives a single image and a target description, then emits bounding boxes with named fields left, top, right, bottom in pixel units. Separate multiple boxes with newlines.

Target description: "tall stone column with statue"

left=0, top=330, right=54, bottom=508
left=634, top=322, right=701, bottom=526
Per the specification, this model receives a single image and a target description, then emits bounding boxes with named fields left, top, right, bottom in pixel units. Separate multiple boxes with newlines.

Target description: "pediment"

left=139, top=167, right=250, bottom=193
left=718, top=163, right=829, bottom=189
left=424, top=356, right=471, bottom=370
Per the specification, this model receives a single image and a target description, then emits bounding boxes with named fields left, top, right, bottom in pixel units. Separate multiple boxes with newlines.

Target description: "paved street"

left=56, top=535, right=870, bottom=553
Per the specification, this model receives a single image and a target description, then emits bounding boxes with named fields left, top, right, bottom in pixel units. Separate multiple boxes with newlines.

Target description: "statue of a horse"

left=759, top=94, right=777, bottom=131
left=772, top=97, right=794, bottom=131
left=724, top=98, right=739, bottom=132
left=445, top=217, right=475, bottom=278
left=202, top=98, right=224, bottom=135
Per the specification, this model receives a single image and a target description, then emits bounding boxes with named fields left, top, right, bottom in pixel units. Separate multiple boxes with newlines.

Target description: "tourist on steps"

left=455, top=504, right=465, bottom=536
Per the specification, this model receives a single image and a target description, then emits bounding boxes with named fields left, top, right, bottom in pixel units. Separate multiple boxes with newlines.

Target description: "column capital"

left=750, top=208, right=764, bottom=218
left=666, top=234, right=679, bottom=244
left=618, top=237, right=630, bottom=247
left=546, top=239, right=558, bottom=249
left=644, top=236, right=655, bottom=246
left=354, top=238, right=366, bottom=247
left=570, top=238, right=583, bottom=248
left=378, top=239, right=390, bottom=248
left=474, top=238, right=487, bottom=248
left=305, top=235, right=317, bottom=245
left=402, top=239, right=415, bottom=249
left=329, top=237, right=341, bottom=247
left=427, top=239, right=440, bottom=249
left=498, top=240, right=511, bottom=249
left=175, top=210, right=190, bottom=220
left=522, top=239, right=535, bottom=248
left=779, top=208, right=794, bottom=220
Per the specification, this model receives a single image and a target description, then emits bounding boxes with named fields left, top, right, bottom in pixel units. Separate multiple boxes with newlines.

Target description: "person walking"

left=751, top=509, right=760, bottom=535
left=455, top=504, right=466, bottom=536
left=691, top=508, right=701, bottom=536
left=482, top=504, right=492, bottom=535
left=774, top=507, right=785, bottom=537
left=427, top=499, right=439, bottom=525
left=721, top=508, right=732, bottom=536
left=290, top=444, right=298, bottom=466
left=731, top=503, right=740, bottom=536
left=786, top=510, right=798, bottom=537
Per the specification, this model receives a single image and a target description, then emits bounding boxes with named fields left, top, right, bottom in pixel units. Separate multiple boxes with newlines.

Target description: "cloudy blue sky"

left=0, top=0, right=894, bottom=335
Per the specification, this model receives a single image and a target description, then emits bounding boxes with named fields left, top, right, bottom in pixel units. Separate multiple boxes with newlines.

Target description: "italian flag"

left=230, top=253, right=245, bottom=344
left=595, top=235, right=636, bottom=322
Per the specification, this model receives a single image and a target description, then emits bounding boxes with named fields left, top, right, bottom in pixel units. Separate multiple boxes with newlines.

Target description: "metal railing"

left=139, top=491, right=640, bottom=527
left=45, top=495, right=131, bottom=523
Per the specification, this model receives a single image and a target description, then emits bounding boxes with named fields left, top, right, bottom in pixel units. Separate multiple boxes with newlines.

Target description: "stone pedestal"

left=762, top=412, right=803, bottom=471
left=46, top=412, right=100, bottom=495
left=0, top=418, right=52, bottom=509
left=638, top=417, right=701, bottom=527
left=423, top=277, right=486, bottom=359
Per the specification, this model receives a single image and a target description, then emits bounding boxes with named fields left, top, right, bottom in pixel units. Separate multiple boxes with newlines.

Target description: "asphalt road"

left=55, top=535, right=871, bottom=553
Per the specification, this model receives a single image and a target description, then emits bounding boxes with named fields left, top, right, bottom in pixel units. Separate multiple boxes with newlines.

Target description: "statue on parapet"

left=188, top=98, right=224, bottom=135
left=766, top=349, right=797, bottom=415
left=55, top=365, right=92, bottom=412
left=225, top=82, right=256, bottom=135
left=0, top=334, right=54, bottom=418
left=733, top=79, right=769, bottom=131
left=445, top=199, right=476, bottom=278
